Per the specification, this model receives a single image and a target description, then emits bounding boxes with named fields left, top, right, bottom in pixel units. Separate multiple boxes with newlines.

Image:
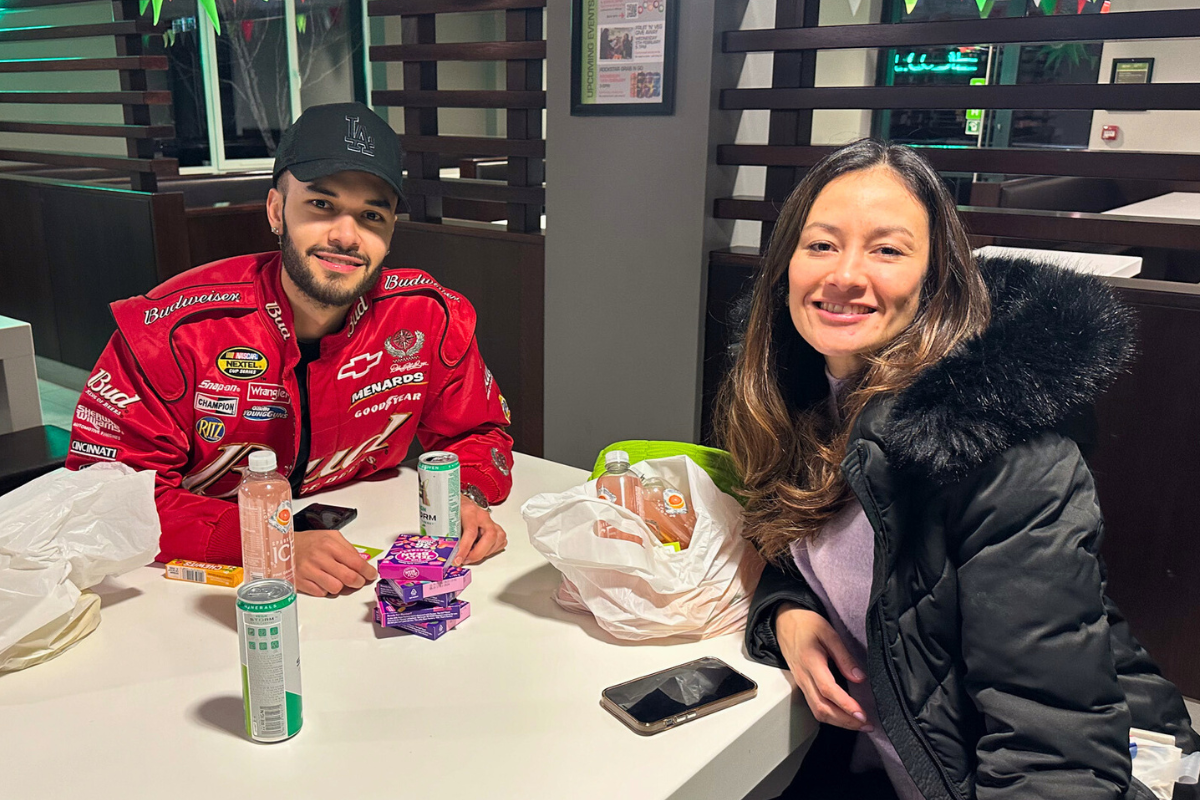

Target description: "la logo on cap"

left=344, top=116, right=375, bottom=157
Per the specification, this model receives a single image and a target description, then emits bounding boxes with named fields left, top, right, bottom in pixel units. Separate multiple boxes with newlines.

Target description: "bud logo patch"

left=216, top=347, right=268, bottom=380
left=196, top=416, right=227, bottom=443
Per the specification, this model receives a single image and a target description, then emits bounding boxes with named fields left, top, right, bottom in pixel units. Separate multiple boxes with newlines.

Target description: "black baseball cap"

left=273, top=102, right=405, bottom=202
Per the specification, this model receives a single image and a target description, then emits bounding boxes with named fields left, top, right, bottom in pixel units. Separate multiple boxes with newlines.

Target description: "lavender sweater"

left=789, top=374, right=924, bottom=799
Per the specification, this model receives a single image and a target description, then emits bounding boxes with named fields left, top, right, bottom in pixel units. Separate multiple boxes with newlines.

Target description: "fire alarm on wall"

left=1101, top=125, right=1120, bottom=141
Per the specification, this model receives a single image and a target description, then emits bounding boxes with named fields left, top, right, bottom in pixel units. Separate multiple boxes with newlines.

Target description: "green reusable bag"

left=589, top=440, right=745, bottom=505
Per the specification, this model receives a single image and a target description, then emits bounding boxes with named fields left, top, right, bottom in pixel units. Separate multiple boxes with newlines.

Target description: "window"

left=155, top=0, right=370, bottom=171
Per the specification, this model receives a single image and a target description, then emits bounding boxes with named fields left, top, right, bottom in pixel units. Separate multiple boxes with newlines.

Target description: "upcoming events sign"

left=572, top=0, right=676, bottom=116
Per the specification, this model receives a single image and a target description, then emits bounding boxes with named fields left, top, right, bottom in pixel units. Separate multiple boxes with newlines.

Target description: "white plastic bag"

left=1131, top=728, right=1200, bottom=800
left=522, top=455, right=762, bottom=641
left=0, top=464, right=161, bottom=672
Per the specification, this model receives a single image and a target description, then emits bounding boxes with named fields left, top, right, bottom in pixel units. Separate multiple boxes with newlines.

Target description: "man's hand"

left=294, top=528, right=378, bottom=596
left=775, top=602, right=872, bottom=732
left=454, top=497, right=507, bottom=566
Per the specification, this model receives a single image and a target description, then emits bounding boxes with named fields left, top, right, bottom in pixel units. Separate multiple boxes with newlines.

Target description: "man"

left=66, top=102, right=514, bottom=596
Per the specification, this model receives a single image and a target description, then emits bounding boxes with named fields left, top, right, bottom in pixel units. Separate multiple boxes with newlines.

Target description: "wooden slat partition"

left=368, top=0, right=546, bottom=233
left=0, top=0, right=176, bottom=190
left=713, top=0, right=1200, bottom=257
left=723, top=83, right=1200, bottom=111
left=725, top=8, right=1200, bottom=51
left=718, top=145, right=1200, bottom=182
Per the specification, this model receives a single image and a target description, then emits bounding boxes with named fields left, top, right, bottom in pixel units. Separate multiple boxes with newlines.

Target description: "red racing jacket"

left=66, top=252, right=514, bottom=565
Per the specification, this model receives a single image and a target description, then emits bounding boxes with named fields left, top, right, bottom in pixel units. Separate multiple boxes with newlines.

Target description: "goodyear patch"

left=196, top=416, right=227, bottom=443
left=216, top=347, right=268, bottom=380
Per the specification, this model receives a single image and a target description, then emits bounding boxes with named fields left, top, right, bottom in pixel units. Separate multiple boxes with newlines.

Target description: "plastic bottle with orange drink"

left=641, top=476, right=695, bottom=550
left=594, top=450, right=645, bottom=545
left=238, top=451, right=296, bottom=584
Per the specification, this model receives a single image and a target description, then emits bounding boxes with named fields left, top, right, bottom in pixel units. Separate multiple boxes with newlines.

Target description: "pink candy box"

left=381, top=566, right=471, bottom=603
left=377, top=534, right=460, bottom=582
left=374, top=602, right=471, bottom=640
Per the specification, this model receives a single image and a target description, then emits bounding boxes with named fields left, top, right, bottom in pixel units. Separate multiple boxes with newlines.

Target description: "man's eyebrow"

left=303, top=182, right=393, bottom=210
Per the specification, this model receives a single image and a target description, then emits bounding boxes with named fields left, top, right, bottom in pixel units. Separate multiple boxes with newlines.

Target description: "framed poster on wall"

left=571, top=0, right=678, bottom=116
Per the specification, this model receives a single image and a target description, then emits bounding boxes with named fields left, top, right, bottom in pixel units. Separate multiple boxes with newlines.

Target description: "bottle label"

left=597, top=487, right=616, bottom=502
left=662, top=489, right=688, bottom=516
left=268, top=500, right=294, bottom=534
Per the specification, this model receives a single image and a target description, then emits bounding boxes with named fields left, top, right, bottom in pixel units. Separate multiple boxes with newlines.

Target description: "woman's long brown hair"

left=716, top=140, right=991, bottom=564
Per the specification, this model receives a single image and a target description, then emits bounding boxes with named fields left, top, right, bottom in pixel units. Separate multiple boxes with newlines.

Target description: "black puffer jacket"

left=745, top=256, right=1198, bottom=800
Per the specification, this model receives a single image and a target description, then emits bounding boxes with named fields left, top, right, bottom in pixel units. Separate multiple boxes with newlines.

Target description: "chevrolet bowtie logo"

left=345, top=115, right=375, bottom=157
left=337, top=351, right=382, bottom=380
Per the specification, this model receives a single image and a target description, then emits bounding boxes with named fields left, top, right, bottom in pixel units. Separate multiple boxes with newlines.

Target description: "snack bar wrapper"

left=380, top=566, right=470, bottom=604
left=375, top=595, right=469, bottom=627
left=377, top=535, right=460, bottom=582
left=374, top=603, right=471, bottom=640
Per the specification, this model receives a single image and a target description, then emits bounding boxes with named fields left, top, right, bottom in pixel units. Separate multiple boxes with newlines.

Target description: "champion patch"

left=216, top=347, right=268, bottom=380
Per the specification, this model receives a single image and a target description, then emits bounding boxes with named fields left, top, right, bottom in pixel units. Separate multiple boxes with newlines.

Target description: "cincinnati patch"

left=195, top=393, right=238, bottom=417
left=196, top=416, right=227, bottom=443
left=216, top=347, right=268, bottom=380
left=70, top=440, right=118, bottom=461
left=350, top=372, right=426, bottom=406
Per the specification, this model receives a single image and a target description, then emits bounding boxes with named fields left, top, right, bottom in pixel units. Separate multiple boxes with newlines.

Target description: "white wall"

left=0, top=1, right=126, bottom=157
left=1089, top=0, right=1200, bottom=153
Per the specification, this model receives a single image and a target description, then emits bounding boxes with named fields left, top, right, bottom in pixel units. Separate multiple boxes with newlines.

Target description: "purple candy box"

left=373, top=603, right=470, bottom=640
left=381, top=566, right=471, bottom=604
left=377, top=534, right=460, bottom=582
left=375, top=596, right=470, bottom=627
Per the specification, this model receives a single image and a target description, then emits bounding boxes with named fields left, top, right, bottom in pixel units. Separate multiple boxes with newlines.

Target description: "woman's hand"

left=775, top=602, right=873, bottom=732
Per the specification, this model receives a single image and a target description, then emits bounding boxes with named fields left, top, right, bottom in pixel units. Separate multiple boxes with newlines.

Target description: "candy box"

left=381, top=566, right=471, bottom=603
left=164, top=559, right=243, bottom=588
left=377, top=580, right=457, bottom=608
left=375, top=596, right=469, bottom=627
left=374, top=602, right=471, bottom=640
left=377, top=534, right=460, bottom=582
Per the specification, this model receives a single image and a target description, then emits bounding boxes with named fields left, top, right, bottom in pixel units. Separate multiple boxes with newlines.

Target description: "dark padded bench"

left=0, top=425, right=71, bottom=496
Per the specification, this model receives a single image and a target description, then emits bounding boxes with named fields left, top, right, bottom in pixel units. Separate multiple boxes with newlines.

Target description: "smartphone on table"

left=293, top=503, right=358, bottom=532
left=601, top=657, right=757, bottom=735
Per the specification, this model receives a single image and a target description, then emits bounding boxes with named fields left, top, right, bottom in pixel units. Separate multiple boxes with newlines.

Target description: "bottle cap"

left=248, top=450, right=277, bottom=473
left=605, top=450, right=630, bottom=466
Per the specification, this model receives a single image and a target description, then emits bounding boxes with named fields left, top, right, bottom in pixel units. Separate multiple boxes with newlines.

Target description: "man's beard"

left=279, top=215, right=383, bottom=308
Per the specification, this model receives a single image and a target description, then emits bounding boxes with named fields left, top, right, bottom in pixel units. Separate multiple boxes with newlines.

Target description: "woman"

left=718, top=139, right=1197, bottom=800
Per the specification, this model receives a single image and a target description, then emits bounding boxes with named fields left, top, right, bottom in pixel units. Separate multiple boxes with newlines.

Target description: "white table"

left=0, top=453, right=813, bottom=800
left=1103, top=192, right=1200, bottom=221
left=974, top=245, right=1142, bottom=278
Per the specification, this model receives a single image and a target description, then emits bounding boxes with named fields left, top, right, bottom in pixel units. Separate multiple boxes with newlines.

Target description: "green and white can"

left=236, top=579, right=302, bottom=742
left=418, top=451, right=460, bottom=539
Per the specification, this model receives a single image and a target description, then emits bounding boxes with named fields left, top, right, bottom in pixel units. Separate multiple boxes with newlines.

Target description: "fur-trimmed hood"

left=862, top=254, right=1136, bottom=482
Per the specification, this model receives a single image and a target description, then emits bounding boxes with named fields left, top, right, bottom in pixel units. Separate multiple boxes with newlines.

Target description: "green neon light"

left=893, top=51, right=981, bottom=75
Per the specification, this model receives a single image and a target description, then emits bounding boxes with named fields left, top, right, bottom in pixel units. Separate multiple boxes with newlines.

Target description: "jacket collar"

left=851, top=255, right=1135, bottom=483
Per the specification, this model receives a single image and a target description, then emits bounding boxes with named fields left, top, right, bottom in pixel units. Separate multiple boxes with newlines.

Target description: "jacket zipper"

left=848, top=444, right=965, bottom=800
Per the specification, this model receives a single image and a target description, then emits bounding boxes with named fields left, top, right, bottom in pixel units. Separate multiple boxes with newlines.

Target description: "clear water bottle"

left=238, top=451, right=296, bottom=584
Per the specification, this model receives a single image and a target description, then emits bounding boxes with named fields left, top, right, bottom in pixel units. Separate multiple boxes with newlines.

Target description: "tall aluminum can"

left=236, top=579, right=302, bottom=742
left=418, top=451, right=461, bottom=539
